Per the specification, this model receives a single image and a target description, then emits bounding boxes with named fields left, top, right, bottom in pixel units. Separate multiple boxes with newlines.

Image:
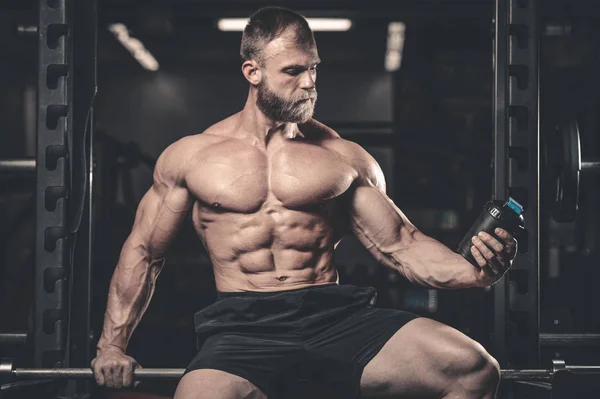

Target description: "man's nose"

left=299, top=71, right=316, bottom=90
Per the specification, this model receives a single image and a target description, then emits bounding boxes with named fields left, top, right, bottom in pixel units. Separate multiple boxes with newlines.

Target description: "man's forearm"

left=378, top=231, right=481, bottom=289
left=96, top=243, right=164, bottom=353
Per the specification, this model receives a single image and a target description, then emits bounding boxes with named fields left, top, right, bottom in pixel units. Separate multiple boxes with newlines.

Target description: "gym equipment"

left=0, top=159, right=36, bottom=174
left=1, top=358, right=598, bottom=383
left=492, top=0, right=540, bottom=369
left=0, top=333, right=28, bottom=348
left=16, top=25, right=38, bottom=37
left=1, top=358, right=183, bottom=381
left=33, top=0, right=73, bottom=373
left=545, top=117, right=600, bottom=222
left=539, top=333, right=600, bottom=347
left=502, top=359, right=600, bottom=382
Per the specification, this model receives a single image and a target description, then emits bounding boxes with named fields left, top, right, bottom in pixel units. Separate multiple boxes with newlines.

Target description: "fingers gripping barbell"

left=1, top=358, right=599, bottom=385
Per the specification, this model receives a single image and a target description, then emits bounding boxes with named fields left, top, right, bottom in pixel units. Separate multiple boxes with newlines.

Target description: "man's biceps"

left=361, top=203, right=404, bottom=230
left=350, top=185, right=386, bottom=213
left=135, top=189, right=162, bottom=219
left=142, top=184, right=188, bottom=212
left=167, top=186, right=193, bottom=212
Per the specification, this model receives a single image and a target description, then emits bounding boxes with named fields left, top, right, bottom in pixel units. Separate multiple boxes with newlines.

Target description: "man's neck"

left=238, top=92, right=300, bottom=145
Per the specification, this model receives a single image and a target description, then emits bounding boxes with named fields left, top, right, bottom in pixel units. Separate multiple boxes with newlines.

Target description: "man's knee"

left=174, top=369, right=266, bottom=399
left=448, top=344, right=500, bottom=393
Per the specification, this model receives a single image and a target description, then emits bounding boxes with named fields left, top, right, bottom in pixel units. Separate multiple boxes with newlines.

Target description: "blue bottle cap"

left=506, top=197, right=524, bottom=215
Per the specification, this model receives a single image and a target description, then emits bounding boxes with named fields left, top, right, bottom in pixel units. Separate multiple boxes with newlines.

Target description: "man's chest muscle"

left=186, top=142, right=357, bottom=212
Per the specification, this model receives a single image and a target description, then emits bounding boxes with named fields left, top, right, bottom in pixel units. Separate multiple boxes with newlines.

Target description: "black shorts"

left=184, top=284, right=420, bottom=399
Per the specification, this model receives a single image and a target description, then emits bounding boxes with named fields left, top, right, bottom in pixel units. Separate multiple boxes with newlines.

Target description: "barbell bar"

left=1, top=358, right=183, bottom=380
left=0, top=333, right=28, bottom=347
left=2, top=358, right=599, bottom=383
left=0, top=159, right=36, bottom=174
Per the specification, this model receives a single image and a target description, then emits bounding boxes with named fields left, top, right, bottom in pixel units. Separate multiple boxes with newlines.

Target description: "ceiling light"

left=385, top=22, right=406, bottom=72
left=218, top=18, right=352, bottom=32
left=306, top=18, right=352, bottom=31
left=108, top=23, right=160, bottom=71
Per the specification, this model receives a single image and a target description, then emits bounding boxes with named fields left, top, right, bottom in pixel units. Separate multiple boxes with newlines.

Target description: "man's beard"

left=256, top=79, right=317, bottom=124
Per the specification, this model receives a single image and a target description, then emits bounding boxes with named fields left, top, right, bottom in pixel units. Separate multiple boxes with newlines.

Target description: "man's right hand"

left=91, top=347, right=141, bottom=389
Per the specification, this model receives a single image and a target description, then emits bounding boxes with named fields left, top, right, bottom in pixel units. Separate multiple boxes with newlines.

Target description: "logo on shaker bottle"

left=490, top=207, right=501, bottom=218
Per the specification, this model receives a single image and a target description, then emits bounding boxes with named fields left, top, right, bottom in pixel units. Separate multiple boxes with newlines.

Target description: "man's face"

left=256, top=34, right=319, bottom=123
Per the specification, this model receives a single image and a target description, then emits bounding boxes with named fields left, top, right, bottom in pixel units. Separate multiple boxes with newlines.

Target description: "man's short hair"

left=240, top=7, right=315, bottom=65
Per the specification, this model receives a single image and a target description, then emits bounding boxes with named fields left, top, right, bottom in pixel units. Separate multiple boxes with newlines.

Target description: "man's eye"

left=287, top=70, right=302, bottom=76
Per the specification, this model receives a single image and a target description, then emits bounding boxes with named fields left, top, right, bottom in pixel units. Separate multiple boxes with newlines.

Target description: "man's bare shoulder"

left=162, top=114, right=241, bottom=158
left=201, top=113, right=242, bottom=139
left=155, top=114, right=240, bottom=182
left=159, top=133, right=221, bottom=164
left=305, top=120, right=368, bottom=160
left=305, top=121, right=384, bottom=188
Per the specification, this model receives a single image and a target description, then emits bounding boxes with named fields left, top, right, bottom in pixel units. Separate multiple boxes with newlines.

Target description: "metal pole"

left=540, top=333, right=600, bottom=347
left=3, top=356, right=598, bottom=383
left=0, top=333, right=28, bottom=347
left=11, top=367, right=600, bottom=382
left=506, top=0, right=541, bottom=369
left=69, top=0, right=97, bottom=375
left=501, top=369, right=552, bottom=381
left=581, top=159, right=600, bottom=172
left=0, top=159, right=36, bottom=173
left=34, top=0, right=72, bottom=370
left=567, top=366, right=600, bottom=372
left=493, top=0, right=540, bottom=370
left=13, top=368, right=186, bottom=380
left=492, top=0, right=509, bottom=366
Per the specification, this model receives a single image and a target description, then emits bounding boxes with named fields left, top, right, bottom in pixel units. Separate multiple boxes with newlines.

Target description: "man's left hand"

left=470, top=228, right=518, bottom=286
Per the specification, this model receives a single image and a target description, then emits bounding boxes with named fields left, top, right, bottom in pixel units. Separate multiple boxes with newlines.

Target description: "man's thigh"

left=360, top=318, right=497, bottom=398
left=174, top=369, right=266, bottom=399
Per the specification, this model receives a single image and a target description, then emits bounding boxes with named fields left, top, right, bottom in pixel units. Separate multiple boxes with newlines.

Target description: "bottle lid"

left=505, top=197, right=524, bottom=215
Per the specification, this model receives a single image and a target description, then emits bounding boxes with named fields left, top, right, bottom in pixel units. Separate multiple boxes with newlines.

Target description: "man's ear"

left=241, top=60, right=262, bottom=85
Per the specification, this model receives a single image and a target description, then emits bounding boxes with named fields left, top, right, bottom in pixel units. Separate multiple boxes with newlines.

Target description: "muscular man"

left=92, top=7, right=517, bottom=399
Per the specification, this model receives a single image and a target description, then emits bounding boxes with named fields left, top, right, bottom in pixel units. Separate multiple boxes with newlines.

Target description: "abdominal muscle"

left=192, top=199, right=341, bottom=293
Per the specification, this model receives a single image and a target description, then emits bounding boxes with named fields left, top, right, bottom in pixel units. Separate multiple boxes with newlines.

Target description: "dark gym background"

left=0, top=0, right=599, bottom=398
